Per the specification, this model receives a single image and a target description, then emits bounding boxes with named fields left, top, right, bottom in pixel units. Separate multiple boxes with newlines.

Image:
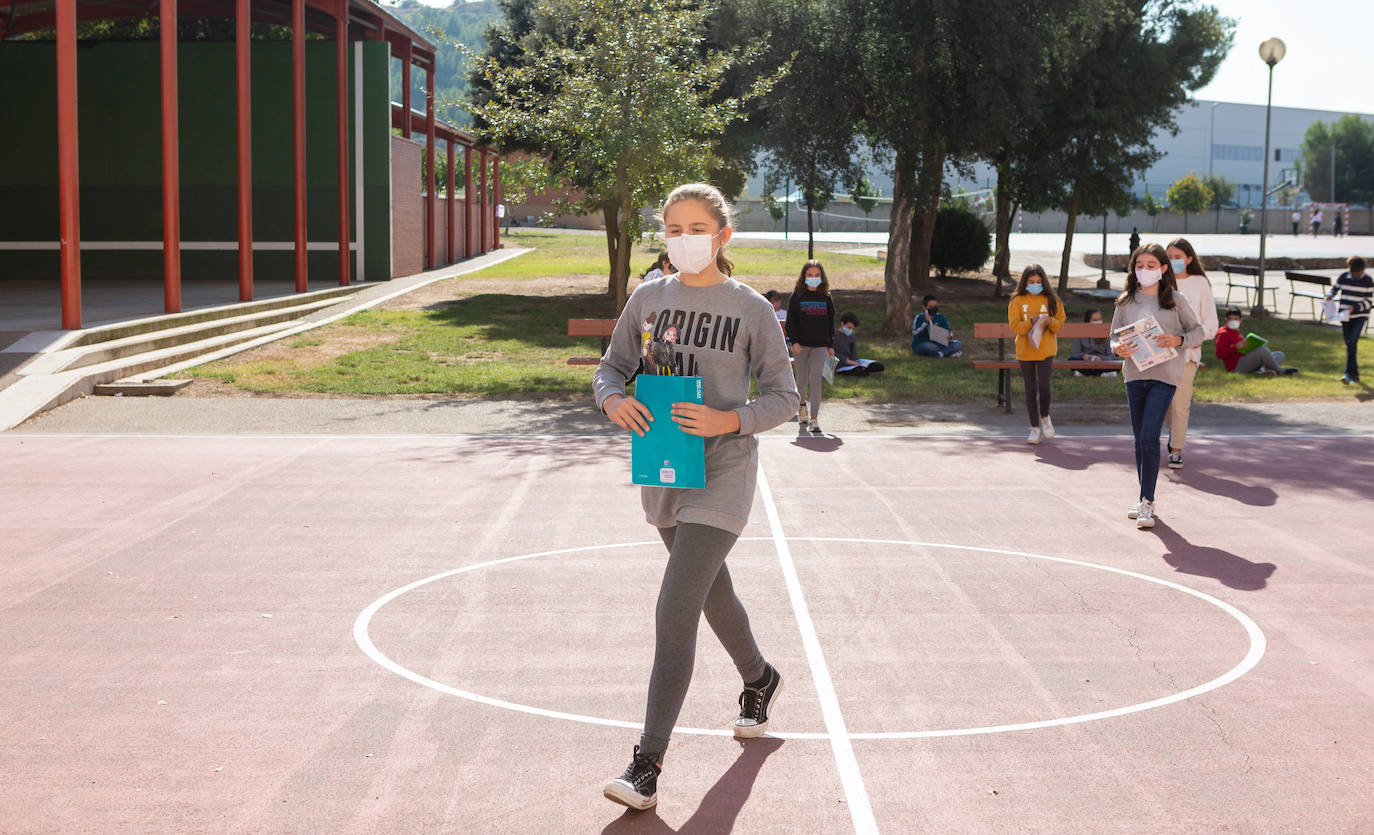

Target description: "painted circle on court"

left=353, top=538, right=1265, bottom=740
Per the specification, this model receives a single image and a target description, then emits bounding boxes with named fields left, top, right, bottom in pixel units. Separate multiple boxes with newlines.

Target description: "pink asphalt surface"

left=1, top=432, right=1371, bottom=833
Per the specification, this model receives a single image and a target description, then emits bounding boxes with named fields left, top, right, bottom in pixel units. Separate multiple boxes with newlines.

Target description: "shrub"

left=930, top=205, right=991, bottom=277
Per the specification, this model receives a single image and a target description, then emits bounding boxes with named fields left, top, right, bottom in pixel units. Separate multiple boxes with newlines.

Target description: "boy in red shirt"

left=1215, top=308, right=1298, bottom=375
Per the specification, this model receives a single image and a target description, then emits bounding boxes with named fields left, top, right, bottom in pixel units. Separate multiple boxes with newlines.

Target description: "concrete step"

left=59, top=296, right=348, bottom=372
left=66, top=284, right=368, bottom=348
left=93, top=379, right=194, bottom=397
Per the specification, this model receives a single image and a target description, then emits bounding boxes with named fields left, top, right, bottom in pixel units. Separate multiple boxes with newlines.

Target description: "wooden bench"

left=970, top=322, right=1123, bottom=412
left=1221, top=263, right=1278, bottom=309
left=1283, top=271, right=1332, bottom=319
left=566, top=318, right=617, bottom=365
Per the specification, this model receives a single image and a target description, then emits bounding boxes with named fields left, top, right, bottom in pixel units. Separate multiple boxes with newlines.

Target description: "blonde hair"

left=656, top=183, right=735, bottom=276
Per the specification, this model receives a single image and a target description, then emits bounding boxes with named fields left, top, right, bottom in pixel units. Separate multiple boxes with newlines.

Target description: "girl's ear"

left=719, top=226, right=733, bottom=246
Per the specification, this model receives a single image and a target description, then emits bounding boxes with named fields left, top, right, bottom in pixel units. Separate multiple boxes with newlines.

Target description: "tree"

left=1201, top=172, right=1235, bottom=232
left=761, top=174, right=786, bottom=229
left=467, top=0, right=772, bottom=311
left=1143, top=191, right=1161, bottom=231
left=1301, top=114, right=1374, bottom=207
left=850, top=175, right=880, bottom=232
left=1166, top=172, right=1213, bottom=233
left=1042, top=1, right=1232, bottom=293
left=799, top=184, right=834, bottom=258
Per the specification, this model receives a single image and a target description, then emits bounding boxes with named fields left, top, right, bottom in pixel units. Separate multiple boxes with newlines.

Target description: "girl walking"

left=1111, top=244, right=1205, bottom=529
left=593, top=183, right=799, bottom=811
left=1162, top=238, right=1219, bottom=470
left=785, top=260, right=836, bottom=434
left=1008, top=265, right=1066, bottom=444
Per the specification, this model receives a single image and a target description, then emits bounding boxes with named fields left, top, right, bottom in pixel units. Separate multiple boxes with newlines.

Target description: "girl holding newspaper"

left=1008, top=265, right=1066, bottom=445
left=1110, top=244, right=1205, bottom=530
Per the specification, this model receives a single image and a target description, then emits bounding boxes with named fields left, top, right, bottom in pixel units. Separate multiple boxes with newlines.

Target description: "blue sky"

left=406, top=0, right=1374, bottom=115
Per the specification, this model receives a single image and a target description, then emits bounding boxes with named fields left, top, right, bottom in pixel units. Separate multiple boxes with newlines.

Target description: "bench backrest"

left=568, top=318, right=618, bottom=337
left=1284, top=271, right=1331, bottom=288
left=1221, top=263, right=1260, bottom=277
left=972, top=322, right=1112, bottom=340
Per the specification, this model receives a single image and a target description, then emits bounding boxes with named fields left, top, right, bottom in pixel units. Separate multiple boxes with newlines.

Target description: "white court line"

left=9, top=431, right=1374, bottom=441
left=756, top=467, right=879, bottom=834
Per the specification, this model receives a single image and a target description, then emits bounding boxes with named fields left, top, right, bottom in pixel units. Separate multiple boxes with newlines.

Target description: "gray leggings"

left=639, top=523, right=767, bottom=758
left=1235, top=346, right=1285, bottom=374
left=794, top=346, right=827, bottom=417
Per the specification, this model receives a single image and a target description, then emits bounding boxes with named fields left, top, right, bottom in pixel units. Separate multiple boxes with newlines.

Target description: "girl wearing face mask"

left=1111, top=243, right=1205, bottom=530
left=1008, top=264, right=1066, bottom=444
left=594, top=183, right=799, bottom=811
left=785, top=260, right=836, bottom=434
left=1160, top=238, right=1218, bottom=470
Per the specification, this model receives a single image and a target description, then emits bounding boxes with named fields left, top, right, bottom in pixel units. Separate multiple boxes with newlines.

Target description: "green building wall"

left=0, top=39, right=391, bottom=285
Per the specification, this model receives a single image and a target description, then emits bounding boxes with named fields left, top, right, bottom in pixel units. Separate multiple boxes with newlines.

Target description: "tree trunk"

left=993, top=164, right=1013, bottom=298
left=907, top=150, right=945, bottom=295
left=881, top=152, right=915, bottom=335
left=1183, top=211, right=1189, bottom=233
left=1057, top=185, right=1080, bottom=295
left=1214, top=204, right=1221, bottom=233
left=603, top=199, right=632, bottom=314
left=806, top=204, right=815, bottom=260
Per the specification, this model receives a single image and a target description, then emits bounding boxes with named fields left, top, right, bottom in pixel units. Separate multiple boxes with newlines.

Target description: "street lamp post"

left=1254, top=37, right=1285, bottom=319
left=1208, top=102, right=1220, bottom=176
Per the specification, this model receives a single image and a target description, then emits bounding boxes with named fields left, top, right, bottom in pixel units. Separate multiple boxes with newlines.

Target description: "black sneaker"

left=733, top=666, right=783, bottom=738
left=603, top=746, right=661, bottom=810
left=1167, top=452, right=1183, bottom=469
left=1283, top=367, right=1300, bottom=375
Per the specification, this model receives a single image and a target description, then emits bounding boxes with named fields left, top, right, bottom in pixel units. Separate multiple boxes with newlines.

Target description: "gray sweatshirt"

left=1109, top=292, right=1205, bottom=387
left=593, top=275, right=800, bottom=535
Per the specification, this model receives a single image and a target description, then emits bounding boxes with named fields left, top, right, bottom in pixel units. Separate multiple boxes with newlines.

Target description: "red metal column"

left=291, top=0, right=307, bottom=292
left=446, top=138, right=455, bottom=265
left=400, top=41, right=412, bottom=138
left=55, top=0, right=82, bottom=329
left=235, top=0, right=253, bottom=301
left=335, top=0, right=350, bottom=286
left=424, top=61, right=436, bottom=270
left=492, top=155, right=501, bottom=249
left=160, top=0, right=182, bottom=313
left=463, top=145, right=474, bottom=257
left=478, top=148, right=488, bottom=254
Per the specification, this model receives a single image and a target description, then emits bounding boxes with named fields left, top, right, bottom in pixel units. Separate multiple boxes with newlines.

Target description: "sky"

left=405, top=0, right=1374, bottom=116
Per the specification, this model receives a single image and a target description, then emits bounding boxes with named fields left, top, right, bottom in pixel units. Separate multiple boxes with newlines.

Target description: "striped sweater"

left=1331, top=271, right=1373, bottom=320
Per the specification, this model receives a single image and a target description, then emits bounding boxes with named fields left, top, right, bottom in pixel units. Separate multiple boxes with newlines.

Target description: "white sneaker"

left=1136, top=499, right=1156, bottom=529
left=1027, top=426, right=1042, bottom=445
left=798, top=405, right=809, bottom=424
left=1128, top=500, right=1141, bottom=519
left=1041, top=416, right=1055, bottom=439
left=808, top=419, right=821, bottom=434
left=1103, top=371, right=1118, bottom=378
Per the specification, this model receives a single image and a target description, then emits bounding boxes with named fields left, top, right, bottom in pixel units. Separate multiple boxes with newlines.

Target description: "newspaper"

left=1111, top=314, right=1177, bottom=371
left=1323, top=299, right=1350, bottom=323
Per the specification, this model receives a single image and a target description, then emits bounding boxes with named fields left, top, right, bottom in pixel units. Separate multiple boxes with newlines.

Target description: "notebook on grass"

left=631, top=375, right=706, bottom=489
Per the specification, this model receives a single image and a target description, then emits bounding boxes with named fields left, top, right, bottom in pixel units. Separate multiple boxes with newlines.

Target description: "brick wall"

left=391, top=136, right=424, bottom=278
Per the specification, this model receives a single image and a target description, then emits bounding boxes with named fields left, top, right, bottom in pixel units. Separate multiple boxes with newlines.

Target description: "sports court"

left=3, top=410, right=1371, bottom=832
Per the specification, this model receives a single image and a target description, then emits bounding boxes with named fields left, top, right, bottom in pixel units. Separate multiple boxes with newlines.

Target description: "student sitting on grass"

left=1214, top=308, right=1299, bottom=376
left=911, top=294, right=962, bottom=357
left=832, top=313, right=885, bottom=377
left=1068, top=308, right=1117, bottom=377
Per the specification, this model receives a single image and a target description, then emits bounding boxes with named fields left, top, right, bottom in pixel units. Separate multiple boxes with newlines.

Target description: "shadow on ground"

left=1147, top=521, right=1277, bottom=591
left=601, top=738, right=785, bottom=834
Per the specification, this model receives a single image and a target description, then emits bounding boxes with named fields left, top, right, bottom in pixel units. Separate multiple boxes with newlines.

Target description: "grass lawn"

left=184, top=231, right=1368, bottom=403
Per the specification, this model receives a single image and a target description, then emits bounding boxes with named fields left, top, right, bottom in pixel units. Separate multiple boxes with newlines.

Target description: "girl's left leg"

left=639, top=523, right=746, bottom=758
left=1125, top=380, right=1148, bottom=495
left=1036, top=358, right=1054, bottom=419
left=807, top=349, right=826, bottom=419
left=1137, top=381, right=1177, bottom=503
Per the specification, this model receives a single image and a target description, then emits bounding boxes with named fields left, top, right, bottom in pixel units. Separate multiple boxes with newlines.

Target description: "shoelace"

left=739, top=681, right=768, bottom=721
left=624, top=751, right=660, bottom=789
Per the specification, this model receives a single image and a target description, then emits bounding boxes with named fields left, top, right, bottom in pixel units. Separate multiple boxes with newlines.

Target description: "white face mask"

left=1226, top=320, right=1241, bottom=330
left=665, top=231, right=721, bottom=274
left=805, top=276, right=823, bottom=289
left=1136, top=268, right=1163, bottom=287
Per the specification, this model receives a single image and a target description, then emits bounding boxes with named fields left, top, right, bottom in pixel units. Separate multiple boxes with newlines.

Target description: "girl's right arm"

left=1007, top=296, right=1033, bottom=335
left=594, top=294, right=653, bottom=435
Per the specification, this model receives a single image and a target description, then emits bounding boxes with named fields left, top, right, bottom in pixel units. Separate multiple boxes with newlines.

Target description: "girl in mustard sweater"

left=1008, top=265, right=1066, bottom=444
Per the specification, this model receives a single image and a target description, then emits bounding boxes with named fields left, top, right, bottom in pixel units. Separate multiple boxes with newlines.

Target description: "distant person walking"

left=1129, top=227, right=1141, bottom=255
left=1328, top=255, right=1372, bottom=384
left=1009, top=265, right=1066, bottom=445
left=785, top=260, right=836, bottom=434
left=1311, top=209, right=1323, bottom=237
left=1162, top=238, right=1219, bottom=470
left=1334, top=213, right=1344, bottom=237
left=1111, top=244, right=1205, bottom=530
left=1291, top=210, right=1300, bottom=236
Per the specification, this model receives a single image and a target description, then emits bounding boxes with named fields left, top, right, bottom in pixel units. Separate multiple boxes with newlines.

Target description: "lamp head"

left=1259, top=38, right=1286, bottom=67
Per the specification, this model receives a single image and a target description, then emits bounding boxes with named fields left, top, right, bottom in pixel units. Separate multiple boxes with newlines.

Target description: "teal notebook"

left=631, top=375, right=706, bottom=489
